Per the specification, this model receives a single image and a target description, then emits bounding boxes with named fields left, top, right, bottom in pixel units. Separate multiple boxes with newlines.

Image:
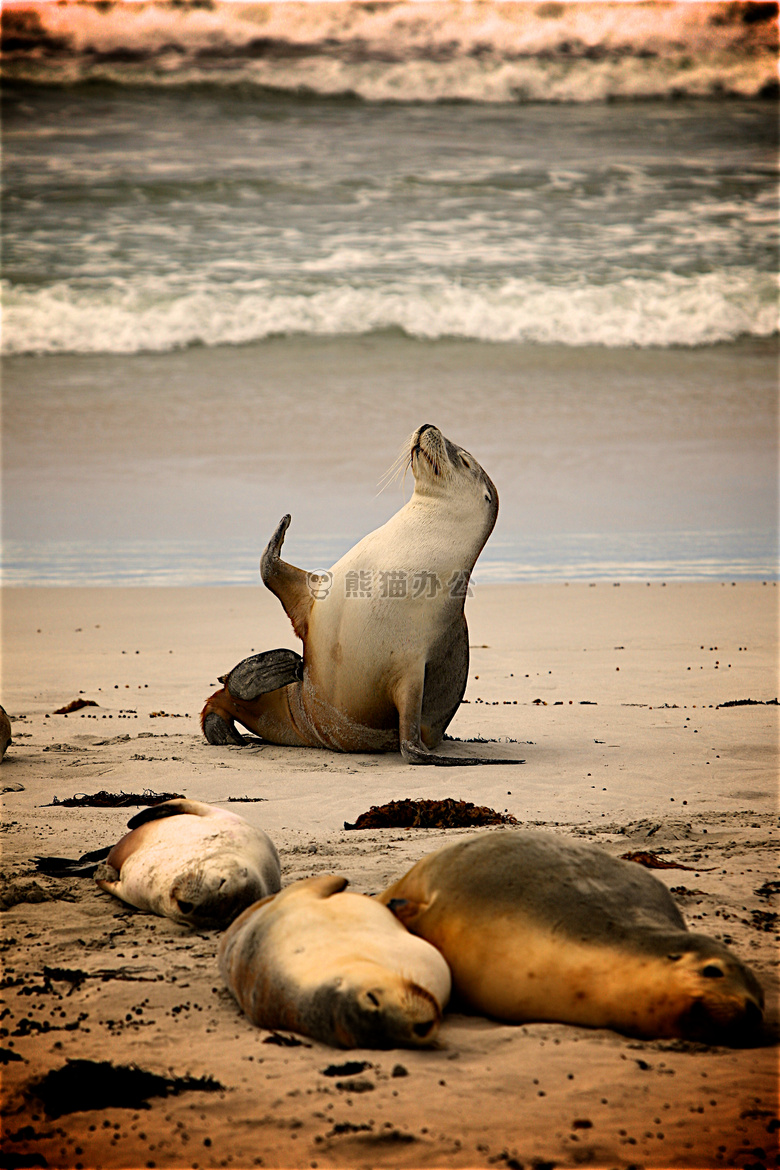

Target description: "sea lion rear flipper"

left=125, top=798, right=212, bottom=830
left=260, top=515, right=315, bottom=641
left=222, top=649, right=303, bottom=702
left=35, top=846, right=112, bottom=877
left=202, top=710, right=246, bottom=746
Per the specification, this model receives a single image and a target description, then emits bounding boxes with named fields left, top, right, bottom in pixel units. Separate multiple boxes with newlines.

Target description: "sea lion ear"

left=386, top=897, right=425, bottom=925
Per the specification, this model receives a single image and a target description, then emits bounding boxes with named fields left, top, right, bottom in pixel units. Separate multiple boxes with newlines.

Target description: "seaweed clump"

left=31, top=1060, right=223, bottom=1117
left=47, top=789, right=184, bottom=808
left=344, top=798, right=518, bottom=831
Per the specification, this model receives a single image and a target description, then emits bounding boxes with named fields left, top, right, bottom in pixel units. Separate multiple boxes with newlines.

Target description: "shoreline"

left=1, top=581, right=778, bottom=1168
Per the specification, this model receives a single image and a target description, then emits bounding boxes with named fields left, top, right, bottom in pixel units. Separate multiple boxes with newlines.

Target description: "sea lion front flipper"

left=221, top=649, right=303, bottom=702
left=385, top=897, right=429, bottom=927
left=260, top=515, right=315, bottom=641
left=125, top=798, right=213, bottom=830
left=397, top=673, right=525, bottom=767
left=404, top=742, right=526, bottom=766
left=94, top=861, right=121, bottom=893
left=399, top=678, right=528, bottom=767
left=303, top=874, right=349, bottom=899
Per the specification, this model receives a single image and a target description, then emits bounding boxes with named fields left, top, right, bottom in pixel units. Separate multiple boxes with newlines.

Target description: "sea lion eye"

left=702, top=965, right=724, bottom=979
left=177, top=900, right=194, bottom=915
left=667, top=954, right=682, bottom=962
left=366, top=991, right=381, bottom=1007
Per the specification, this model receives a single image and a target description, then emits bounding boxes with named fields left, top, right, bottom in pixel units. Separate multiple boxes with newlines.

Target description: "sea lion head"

left=409, top=423, right=498, bottom=528
left=309, top=966, right=444, bottom=1049
left=169, top=861, right=265, bottom=929
left=658, top=933, right=765, bottom=1044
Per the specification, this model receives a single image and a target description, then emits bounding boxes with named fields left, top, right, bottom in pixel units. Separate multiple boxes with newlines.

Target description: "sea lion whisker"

left=377, top=434, right=415, bottom=493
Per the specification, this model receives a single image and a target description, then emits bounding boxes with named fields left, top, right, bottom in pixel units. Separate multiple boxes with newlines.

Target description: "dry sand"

left=1, top=581, right=778, bottom=1170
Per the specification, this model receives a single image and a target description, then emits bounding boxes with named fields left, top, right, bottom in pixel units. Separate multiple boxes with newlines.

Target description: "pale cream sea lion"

left=0, top=705, right=12, bottom=762
left=378, top=831, right=764, bottom=1043
left=93, top=799, right=281, bottom=928
left=219, top=874, right=452, bottom=1049
left=202, top=424, right=522, bottom=765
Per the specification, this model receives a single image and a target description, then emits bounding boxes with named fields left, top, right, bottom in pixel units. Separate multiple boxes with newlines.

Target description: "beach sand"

left=1, top=581, right=778, bottom=1169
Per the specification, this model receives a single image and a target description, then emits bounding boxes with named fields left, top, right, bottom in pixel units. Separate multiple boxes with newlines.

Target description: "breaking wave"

left=3, top=270, right=776, bottom=355
left=3, top=0, right=777, bottom=103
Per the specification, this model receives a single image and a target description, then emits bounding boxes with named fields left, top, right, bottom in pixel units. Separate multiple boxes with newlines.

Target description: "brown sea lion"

left=0, top=705, right=12, bottom=762
left=378, top=831, right=764, bottom=1043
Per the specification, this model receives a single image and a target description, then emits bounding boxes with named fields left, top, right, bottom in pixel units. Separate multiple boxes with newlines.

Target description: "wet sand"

left=3, top=336, right=778, bottom=580
left=0, top=581, right=778, bottom=1169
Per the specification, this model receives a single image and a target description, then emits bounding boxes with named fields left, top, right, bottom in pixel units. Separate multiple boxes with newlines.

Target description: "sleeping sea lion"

left=201, top=424, right=522, bottom=765
left=378, top=831, right=764, bottom=1043
left=93, top=799, right=281, bottom=928
left=219, top=873, right=451, bottom=1049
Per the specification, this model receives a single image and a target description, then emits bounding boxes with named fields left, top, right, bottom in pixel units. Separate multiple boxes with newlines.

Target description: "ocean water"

left=1, top=1, right=778, bottom=586
left=3, top=87, right=778, bottom=355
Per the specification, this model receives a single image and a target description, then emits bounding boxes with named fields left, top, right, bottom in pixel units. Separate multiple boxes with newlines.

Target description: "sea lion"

left=219, top=873, right=451, bottom=1049
left=378, top=831, right=765, bottom=1043
left=0, top=705, right=12, bottom=762
left=201, top=424, right=522, bottom=765
left=93, top=799, right=281, bottom=928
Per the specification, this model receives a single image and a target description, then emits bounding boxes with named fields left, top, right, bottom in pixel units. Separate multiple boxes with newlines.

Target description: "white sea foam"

left=3, top=270, right=776, bottom=355
left=4, top=0, right=777, bottom=102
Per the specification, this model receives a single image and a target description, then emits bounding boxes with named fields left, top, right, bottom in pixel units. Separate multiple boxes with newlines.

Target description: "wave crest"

left=3, top=271, right=776, bottom=355
left=3, top=0, right=777, bottom=102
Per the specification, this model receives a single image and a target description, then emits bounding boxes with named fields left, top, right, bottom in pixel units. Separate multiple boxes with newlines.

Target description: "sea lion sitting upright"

left=93, top=799, right=281, bottom=928
left=201, top=424, right=522, bottom=765
left=219, top=874, right=451, bottom=1049
left=378, top=831, right=765, bottom=1044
